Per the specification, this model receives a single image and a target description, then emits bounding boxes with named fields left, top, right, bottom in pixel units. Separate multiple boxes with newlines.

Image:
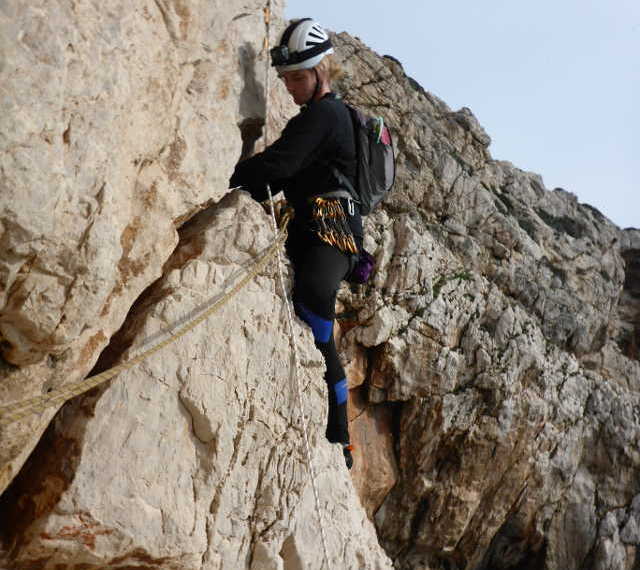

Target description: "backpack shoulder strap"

left=328, top=102, right=362, bottom=202
left=330, top=166, right=359, bottom=203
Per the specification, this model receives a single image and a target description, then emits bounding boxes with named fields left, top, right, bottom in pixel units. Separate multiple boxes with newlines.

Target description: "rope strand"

left=263, top=3, right=331, bottom=567
left=266, top=185, right=331, bottom=570
left=0, top=229, right=288, bottom=427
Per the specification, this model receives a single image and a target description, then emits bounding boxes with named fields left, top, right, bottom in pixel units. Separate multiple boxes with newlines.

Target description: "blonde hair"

left=315, top=54, right=344, bottom=84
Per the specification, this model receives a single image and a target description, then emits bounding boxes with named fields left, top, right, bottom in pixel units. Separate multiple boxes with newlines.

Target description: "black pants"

left=289, top=244, right=351, bottom=444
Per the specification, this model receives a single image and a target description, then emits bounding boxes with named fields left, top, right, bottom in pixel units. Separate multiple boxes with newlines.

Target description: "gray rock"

left=332, top=31, right=640, bottom=570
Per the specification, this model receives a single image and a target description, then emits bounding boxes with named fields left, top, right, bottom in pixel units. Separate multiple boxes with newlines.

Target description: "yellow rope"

left=0, top=211, right=291, bottom=428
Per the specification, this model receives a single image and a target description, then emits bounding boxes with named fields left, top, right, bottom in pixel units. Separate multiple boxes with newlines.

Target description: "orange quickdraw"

left=310, top=197, right=358, bottom=254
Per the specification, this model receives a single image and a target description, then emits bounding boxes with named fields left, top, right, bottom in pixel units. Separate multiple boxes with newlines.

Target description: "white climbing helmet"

left=270, top=18, right=334, bottom=73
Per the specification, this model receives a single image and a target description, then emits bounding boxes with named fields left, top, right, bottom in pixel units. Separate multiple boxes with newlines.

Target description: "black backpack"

left=332, top=104, right=396, bottom=215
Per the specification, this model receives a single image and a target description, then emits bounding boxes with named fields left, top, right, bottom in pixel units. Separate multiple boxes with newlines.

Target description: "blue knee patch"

left=334, top=378, right=348, bottom=405
left=294, top=302, right=333, bottom=343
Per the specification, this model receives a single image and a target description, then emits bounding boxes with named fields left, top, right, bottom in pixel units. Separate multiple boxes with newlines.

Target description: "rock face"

left=1, top=3, right=639, bottom=570
left=0, top=0, right=290, bottom=499
left=618, top=229, right=640, bottom=360
left=331, top=33, right=640, bottom=570
left=0, top=192, right=391, bottom=569
left=0, top=1, right=390, bottom=568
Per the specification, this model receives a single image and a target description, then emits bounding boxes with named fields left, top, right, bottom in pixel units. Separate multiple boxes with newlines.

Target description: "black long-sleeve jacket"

left=229, top=93, right=362, bottom=252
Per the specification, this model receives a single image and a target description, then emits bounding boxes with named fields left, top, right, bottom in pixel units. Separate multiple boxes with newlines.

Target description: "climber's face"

left=280, top=69, right=317, bottom=106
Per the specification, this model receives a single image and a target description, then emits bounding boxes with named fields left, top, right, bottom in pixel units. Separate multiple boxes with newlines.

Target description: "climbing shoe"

left=342, top=443, right=354, bottom=470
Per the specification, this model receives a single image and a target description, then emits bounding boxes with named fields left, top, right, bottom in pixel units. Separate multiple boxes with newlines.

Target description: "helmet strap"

left=307, top=67, right=321, bottom=105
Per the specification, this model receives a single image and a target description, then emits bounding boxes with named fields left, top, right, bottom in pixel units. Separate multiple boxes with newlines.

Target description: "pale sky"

left=285, top=0, right=639, bottom=229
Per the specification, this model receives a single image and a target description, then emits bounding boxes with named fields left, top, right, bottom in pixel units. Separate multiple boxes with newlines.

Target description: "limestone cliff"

left=1, top=2, right=638, bottom=570
left=331, top=34, right=640, bottom=570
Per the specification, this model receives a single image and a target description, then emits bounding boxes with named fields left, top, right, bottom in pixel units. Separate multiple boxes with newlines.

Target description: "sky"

left=284, top=0, right=639, bottom=229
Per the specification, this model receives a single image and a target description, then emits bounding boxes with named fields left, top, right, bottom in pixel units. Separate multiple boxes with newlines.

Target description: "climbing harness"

left=263, top=4, right=331, bottom=569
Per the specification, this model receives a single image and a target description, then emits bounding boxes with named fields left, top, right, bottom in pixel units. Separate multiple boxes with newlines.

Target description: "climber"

left=229, top=18, right=359, bottom=469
